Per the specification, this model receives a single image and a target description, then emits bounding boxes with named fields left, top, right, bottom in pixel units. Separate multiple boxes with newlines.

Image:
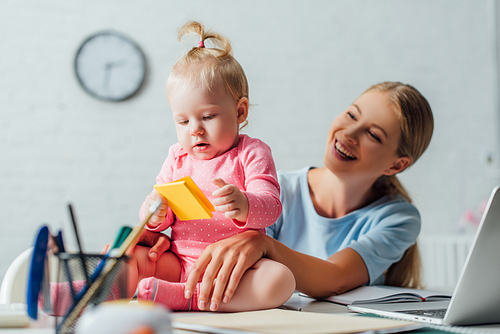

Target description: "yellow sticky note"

left=154, top=176, right=214, bottom=221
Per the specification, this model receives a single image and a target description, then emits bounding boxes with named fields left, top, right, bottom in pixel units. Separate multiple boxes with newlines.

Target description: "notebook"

left=324, top=285, right=450, bottom=305
left=348, top=185, right=500, bottom=326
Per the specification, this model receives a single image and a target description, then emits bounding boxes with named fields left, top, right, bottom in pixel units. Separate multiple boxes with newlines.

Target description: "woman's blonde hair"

left=366, top=82, right=434, bottom=288
left=166, top=21, right=249, bottom=128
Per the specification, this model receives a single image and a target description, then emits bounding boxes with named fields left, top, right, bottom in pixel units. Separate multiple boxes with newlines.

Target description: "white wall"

left=1, top=0, right=498, bottom=282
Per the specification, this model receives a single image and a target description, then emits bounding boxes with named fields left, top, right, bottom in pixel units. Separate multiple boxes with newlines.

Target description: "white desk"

left=2, top=294, right=500, bottom=334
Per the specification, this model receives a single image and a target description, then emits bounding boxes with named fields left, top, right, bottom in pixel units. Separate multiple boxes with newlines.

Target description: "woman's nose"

left=344, top=125, right=359, bottom=143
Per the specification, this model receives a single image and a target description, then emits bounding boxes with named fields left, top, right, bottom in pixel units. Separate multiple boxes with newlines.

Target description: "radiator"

left=418, top=234, right=475, bottom=290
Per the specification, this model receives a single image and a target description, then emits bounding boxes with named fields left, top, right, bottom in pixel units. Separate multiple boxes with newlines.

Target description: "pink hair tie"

left=198, top=40, right=205, bottom=48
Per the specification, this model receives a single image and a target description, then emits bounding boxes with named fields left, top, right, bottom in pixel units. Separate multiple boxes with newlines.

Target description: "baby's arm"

left=211, top=138, right=282, bottom=227
left=234, top=137, right=282, bottom=228
left=210, top=171, right=281, bottom=228
left=212, top=178, right=249, bottom=222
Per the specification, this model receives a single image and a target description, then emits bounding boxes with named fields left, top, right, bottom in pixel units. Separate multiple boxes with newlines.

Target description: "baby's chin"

left=188, top=149, right=218, bottom=160
left=188, top=145, right=231, bottom=160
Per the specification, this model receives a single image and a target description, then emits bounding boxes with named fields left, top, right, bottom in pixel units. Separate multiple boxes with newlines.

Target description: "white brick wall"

left=1, top=0, right=498, bottom=283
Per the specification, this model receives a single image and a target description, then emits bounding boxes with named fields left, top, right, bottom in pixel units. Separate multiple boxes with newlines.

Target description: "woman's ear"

left=384, top=156, right=411, bottom=176
left=236, top=97, right=249, bottom=124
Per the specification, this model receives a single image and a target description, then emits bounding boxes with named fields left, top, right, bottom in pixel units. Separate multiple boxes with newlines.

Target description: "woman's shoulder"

left=375, top=195, right=418, bottom=211
left=365, top=195, right=421, bottom=224
left=278, top=166, right=311, bottom=181
left=277, top=167, right=312, bottom=190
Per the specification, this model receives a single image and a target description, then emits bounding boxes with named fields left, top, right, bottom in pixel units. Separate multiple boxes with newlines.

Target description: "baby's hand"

left=211, top=178, right=249, bottom=222
left=145, top=190, right=168, bottom=228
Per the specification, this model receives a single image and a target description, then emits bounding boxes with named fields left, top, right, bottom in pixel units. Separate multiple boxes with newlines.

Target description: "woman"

left=136, top=82, right=434, bottom=312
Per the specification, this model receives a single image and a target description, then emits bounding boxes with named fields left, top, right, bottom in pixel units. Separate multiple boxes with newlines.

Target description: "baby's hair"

left=177, top=21, right=232, bottom=58
left=167, top=21, right=249, bottom=128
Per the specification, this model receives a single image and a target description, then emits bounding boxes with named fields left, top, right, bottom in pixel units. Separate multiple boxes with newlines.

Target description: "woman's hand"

left=212, top=178, right=249, bottom=223
left=184, top=230, right=269, bottom=310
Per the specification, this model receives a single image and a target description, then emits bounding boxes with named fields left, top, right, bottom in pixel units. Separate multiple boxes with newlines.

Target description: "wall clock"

left=74, top=31, right=147, bottom=102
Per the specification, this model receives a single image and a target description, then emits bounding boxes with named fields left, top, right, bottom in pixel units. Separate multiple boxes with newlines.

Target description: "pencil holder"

left=51, top=253, right=129, bottom=334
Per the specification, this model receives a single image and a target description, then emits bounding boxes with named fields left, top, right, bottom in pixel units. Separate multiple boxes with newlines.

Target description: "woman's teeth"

left=335, top=141, right=356, bottom=159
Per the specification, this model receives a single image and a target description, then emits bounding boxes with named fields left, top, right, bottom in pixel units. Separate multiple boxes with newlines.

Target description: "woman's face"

left=324, top=90, right=409, bottom=181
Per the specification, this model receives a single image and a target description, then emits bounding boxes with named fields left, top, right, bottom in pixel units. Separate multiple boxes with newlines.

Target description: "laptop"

left=348, top=186, right=500, bottom=326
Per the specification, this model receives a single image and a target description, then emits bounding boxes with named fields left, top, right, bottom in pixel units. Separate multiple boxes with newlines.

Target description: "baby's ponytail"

left=177, top=21, right=232, bottom=58
left=167, top=21, right=248, bottom=110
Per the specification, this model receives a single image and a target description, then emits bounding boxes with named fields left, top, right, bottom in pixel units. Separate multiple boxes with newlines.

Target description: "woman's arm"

left=184, top=230, right=369, bottom=309
left=267, top=236, right=369, bottom=298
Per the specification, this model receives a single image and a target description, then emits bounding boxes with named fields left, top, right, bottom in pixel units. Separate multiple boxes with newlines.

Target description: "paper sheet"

left=173, top=309, right=421, bottom=334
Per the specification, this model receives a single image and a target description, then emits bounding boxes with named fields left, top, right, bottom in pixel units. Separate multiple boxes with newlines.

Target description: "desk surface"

left=2, top=294, right=500, bottom=334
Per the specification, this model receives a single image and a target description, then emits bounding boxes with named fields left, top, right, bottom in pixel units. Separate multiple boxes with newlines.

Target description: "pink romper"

left=140, top=134, right=282, bottom=281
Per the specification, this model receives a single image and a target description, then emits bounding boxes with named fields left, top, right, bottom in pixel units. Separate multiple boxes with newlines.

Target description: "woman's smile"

left=333, top=139, right=357, bottom=161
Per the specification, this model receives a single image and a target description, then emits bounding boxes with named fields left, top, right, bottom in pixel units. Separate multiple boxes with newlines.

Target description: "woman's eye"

left=369, top=131, right=381, bottom=143
left=347, top=112, right=356, bottom=120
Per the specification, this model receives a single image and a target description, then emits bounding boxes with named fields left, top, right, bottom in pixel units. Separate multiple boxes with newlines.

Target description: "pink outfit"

left=140, top=134, right=281, bottom=281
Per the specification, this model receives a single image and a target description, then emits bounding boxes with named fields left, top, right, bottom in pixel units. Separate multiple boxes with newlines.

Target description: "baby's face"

left=168, top=83, right=243, bottom=160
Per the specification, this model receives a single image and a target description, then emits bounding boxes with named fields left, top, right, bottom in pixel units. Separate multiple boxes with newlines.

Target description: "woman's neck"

left=308, top=167, right=379, bottom=219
